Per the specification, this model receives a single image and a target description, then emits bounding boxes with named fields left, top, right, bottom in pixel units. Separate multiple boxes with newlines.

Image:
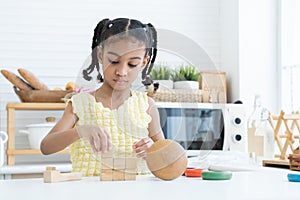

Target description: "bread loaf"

left=18, top=68, right=49, bottom=90
left=1, top=69, right=34, bottom=90
left=65, top=82, right=76, bottom=91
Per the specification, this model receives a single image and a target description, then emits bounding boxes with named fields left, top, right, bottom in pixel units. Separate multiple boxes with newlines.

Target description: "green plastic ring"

left=202, top=171, right=232, bottom=180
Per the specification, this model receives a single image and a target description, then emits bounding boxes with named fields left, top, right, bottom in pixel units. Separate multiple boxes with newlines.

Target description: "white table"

left=0, top=163, right=71, bottom=179
left=0, top=167, right=299, bottom=200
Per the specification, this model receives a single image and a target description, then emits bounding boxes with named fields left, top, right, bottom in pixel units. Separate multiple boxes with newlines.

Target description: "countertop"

left=0, top=163, right=72, bottom=179
left=0, top=167, right=299, bottom=200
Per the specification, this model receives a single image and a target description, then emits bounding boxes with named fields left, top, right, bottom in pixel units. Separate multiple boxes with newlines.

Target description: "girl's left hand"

left=133, top=137, right=154, bottom=159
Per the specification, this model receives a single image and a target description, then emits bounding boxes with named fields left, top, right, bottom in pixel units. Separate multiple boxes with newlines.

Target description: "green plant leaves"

left=150, top=65, right=173, bottom=80
left=150, top=64, right=201, bottom=81
left=171, top=65, right=201, bottom=81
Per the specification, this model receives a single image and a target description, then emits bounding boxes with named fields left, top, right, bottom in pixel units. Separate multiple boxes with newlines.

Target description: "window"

left=281, top=0, right=300, bottom=112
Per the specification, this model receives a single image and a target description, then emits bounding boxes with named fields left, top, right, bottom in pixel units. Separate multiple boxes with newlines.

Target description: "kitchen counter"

left=0, top=167, right=299, bottom=200
left=0, top=163, right=71, bottom=179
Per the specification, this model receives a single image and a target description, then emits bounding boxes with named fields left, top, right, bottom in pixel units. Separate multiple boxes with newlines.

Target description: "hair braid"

left=142, top=23, right=158, bottom=86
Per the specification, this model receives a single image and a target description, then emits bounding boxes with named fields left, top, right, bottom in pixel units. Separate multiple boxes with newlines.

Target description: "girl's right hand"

left=76, top=125, right=112, bottom=153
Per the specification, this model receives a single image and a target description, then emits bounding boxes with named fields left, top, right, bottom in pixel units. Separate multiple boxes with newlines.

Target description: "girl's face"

left=98, top=38, right=149, bottom=91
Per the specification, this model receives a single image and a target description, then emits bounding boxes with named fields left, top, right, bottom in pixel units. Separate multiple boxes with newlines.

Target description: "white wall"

left=220, top=0, right=279, bottom=113
left=0, top=0, right=221, bottom=163
left=239, top=0, right=278, bottom=112
left=220, top=0, right=240, bottom=103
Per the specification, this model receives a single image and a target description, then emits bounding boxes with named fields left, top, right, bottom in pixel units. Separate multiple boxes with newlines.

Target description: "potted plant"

left=150, top=64, right=174, bottom=89
left=172, top=65, right=200, bottom=89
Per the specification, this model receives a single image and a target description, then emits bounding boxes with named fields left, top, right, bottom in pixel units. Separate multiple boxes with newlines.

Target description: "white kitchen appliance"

left=156, top=102, right=248, bottom=155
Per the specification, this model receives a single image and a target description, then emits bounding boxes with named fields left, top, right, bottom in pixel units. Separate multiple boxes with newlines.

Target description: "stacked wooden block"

left=100, top=149, right=138, bottom=181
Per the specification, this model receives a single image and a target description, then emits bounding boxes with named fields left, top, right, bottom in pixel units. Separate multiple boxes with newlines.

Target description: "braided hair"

left=83, top=18, right=158, bottom=86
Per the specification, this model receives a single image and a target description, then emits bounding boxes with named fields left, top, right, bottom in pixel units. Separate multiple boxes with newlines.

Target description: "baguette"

left=18, top=68, right=49, bottom=90
left=1, top=69, right=34, bottom=90
left=65, top=82, right=76, bottom=91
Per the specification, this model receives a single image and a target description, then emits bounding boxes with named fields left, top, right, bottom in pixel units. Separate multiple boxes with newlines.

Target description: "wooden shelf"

left=6, top=102, right=66, bottom=110
left=6, top=102, right=67, bottom=165
left=262, top=159, right=290, bottom=169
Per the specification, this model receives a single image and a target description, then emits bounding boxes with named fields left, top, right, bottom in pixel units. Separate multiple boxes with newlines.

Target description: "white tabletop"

left=0, top=163, right=71, bottom=175
left=0, top=167, right=299, bottom=200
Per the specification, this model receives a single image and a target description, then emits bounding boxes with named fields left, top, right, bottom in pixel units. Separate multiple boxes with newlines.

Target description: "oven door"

left=158, top=107, right=224, bottom=151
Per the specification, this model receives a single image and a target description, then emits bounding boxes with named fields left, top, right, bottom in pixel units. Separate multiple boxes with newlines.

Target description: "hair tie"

left=108, top=23, right=113, bottom=28
left=143, top=24, right=147, bottom=32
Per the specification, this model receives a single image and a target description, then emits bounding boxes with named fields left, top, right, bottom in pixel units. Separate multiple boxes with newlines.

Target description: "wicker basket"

left=288, top=154, right=300, bottom=171
left=14, top=87, right=72, bottom=103
left=147, top=86, right=202, bottom=103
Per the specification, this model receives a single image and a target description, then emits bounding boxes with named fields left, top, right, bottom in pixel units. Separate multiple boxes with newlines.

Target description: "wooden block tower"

left=100, top=149, right=138, bottom=181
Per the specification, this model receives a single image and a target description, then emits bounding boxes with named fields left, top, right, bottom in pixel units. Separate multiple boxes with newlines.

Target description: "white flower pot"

left=153, top=80, right=173, bottom=89
left=19, top=122, right=55, bottom=149
left=173, top=81, right=199, bottom=89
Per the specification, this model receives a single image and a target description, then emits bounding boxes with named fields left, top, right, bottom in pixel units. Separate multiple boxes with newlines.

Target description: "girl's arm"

left=133, top=97, right=165, bottom=158
left=147, top=97, right=165, bottom=142
left=40, top=102, right=80, bottom=155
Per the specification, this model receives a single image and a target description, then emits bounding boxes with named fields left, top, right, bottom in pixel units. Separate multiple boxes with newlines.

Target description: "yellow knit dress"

left=68, top=91, right=152, bottom=176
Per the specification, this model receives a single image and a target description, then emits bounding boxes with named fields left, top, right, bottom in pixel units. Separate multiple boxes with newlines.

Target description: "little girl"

left=40, top=18, right=165, bottom=176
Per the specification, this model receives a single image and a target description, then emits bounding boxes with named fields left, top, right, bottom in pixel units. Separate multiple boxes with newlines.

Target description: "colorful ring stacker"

left=202, top=171, right=232, bottom=180
left=287, top=173, right=300, bottom=182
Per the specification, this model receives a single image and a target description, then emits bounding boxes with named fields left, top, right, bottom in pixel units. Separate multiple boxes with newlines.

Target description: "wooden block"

left=113, top=158, right=126, bottom=170
left=101, top=158, right=113, bottom=169
left=100, top=169, right=113, bottom=181
left=43, top=166, right=82, bottom=183
left=124, top=169, right=137, bottom=181
left=124, top=172, right=136, bottom=181
left=113, top=170, right=125, bottom=181
left=101, top=149, right=114, bottom=158
left=60, top=172, right=82, bottom=182
left=43, top=169, right=61, bottom=183
left=125, top=157, right=138, bottom=169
